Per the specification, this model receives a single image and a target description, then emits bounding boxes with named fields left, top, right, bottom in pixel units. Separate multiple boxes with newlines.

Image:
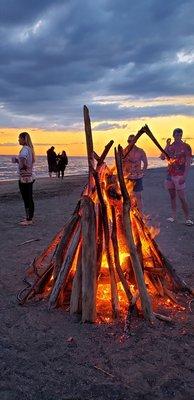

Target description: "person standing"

left=57, top=150, right=68, bottom=179
left=47, top=146, right=57, bottom=178
left=12, top=132, right=35, bottom=226
left=161, top=128, right=193, bottom=226
left=122, top=134, right=148, bottom=210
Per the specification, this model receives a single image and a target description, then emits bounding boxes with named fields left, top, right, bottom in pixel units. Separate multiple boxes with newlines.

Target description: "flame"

left=41, top=273, right=55, bottom=298
left=26, top=164, right=185, bottom=322
left=148, top=226, right=160, bottom=239
left=125, top=179, right=134, bottom=194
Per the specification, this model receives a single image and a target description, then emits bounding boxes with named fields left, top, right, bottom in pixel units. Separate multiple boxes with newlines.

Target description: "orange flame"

left=30, top=166, right=182, bottom=322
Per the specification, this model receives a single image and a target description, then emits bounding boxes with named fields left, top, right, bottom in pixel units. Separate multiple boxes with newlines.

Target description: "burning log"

left=111, top=206, right=133, bottom=303
left=81, top=196, right=97, bottom=322
left=93, top=169, right=120, bottom=319
left=96, top=204, right=103, bottom=278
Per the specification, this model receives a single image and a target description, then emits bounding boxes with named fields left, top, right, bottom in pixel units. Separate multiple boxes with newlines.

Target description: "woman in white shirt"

left=12, top=132, right=35, bottom=226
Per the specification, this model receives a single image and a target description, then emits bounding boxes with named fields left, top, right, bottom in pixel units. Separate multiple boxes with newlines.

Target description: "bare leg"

left=168, top=188, right=176, bottom=220
left=177, top=189, right=189, bottom=220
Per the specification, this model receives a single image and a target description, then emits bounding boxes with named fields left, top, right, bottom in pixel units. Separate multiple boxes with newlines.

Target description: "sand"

left=0, top=169, right=194, bottom=400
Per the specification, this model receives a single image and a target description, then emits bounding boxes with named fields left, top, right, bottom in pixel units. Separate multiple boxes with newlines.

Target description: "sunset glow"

left=0, top=114, right=194, bottom=156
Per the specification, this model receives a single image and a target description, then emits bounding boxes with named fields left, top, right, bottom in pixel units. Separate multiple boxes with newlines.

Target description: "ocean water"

left=0, top=155, right=166, bottom=182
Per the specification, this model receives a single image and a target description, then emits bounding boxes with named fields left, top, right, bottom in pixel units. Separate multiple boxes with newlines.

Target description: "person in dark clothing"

left=47, top=146, right=57, bottom=177
left=57, top=150, right=68, bottom=179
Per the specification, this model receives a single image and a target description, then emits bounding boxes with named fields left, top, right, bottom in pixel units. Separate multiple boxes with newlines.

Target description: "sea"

left=0, top=155, right=166, bottom=182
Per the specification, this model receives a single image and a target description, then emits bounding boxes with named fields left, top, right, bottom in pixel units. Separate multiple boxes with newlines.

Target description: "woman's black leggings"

left=19, top=180, right=34, bottom=221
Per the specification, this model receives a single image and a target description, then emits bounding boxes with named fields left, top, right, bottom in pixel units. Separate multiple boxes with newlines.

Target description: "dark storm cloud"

left=0, top=0, right=194, bottom=129
left=0, top=0, right=62, bottom=25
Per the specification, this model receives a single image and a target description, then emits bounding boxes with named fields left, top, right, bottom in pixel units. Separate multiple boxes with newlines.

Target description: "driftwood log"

left=48, top=222, right=81, bottom=309
left=70, top=243, right=82, bottom=315
left=81, top=196, right=97, bottom=322
left=83, top=105, right=95, bottom=193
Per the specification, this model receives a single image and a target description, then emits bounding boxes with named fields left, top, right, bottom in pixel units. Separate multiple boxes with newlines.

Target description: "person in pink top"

left=161, top=128, right=193, bottom=226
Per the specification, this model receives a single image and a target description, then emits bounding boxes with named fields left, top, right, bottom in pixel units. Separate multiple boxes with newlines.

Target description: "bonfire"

left=18, top=106, right=193, bottom=325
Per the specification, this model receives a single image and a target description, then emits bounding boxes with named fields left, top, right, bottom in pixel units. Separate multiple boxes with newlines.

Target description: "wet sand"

left=0, top=168, right=194, bottom=400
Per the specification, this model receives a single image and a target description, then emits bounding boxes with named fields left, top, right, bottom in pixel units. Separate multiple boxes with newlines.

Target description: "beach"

left=0, top=168, right=194, bottom=400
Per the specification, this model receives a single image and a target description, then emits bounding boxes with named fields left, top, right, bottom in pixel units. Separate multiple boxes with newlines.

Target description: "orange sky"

left=0, top=115, right=194, bottom=157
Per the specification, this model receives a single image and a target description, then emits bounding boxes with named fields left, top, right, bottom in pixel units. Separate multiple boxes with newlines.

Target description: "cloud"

left=0, top=0, right=194, bottom=129
left=93, top=122, right=128, bottom=131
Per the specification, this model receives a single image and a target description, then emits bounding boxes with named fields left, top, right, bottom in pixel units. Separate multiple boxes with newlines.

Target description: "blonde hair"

left=19, top=132, right=35, bottom=163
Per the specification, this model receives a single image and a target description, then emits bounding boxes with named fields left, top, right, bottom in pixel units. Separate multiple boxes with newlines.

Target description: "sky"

left=0, top=0, right=194, bottom=156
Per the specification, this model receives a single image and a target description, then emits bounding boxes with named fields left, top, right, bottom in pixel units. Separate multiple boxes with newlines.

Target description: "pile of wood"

left=18, top=106, right=193, bottom=323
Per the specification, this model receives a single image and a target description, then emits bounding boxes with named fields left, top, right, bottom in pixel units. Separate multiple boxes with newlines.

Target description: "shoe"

left=167, top=217, right=175, bottom=223
left=19, top=220, right=34, bottom=226
left=185, top=219, right=194, bottom=226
